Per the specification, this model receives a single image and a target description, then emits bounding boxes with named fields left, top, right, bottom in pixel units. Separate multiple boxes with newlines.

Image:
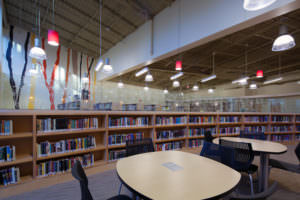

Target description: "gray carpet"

left=1, top=170, right=131, bottom=200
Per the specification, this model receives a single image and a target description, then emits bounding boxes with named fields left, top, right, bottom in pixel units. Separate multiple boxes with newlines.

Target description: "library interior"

left=0, top=0, right=300, bottom=200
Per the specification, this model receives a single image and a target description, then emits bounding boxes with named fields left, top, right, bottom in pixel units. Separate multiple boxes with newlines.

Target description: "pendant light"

left=145, top=72, right=153, bottom=82
left=29, top=1, right=47, bottom=60
left=232, top=46, right=249, bottom=85
left=144, top=86, right=149, bottom=91
left=173, top=80, right=180, bottom=88
left=201, top=52, right=217, bottom=83
left=170, top=72, right=183, bottom=80
left=243, top=0, right=276, bottom=11
left=135, top=67, right=149, bottom=77
left=208, top=88, right=214, bottom=93
left=175, top=0, right=182, bottom=71
left=175, top=60, right=182, bottom=71
left=95, top=0, right=104, bottom=71
left=163, top=89, right=168, bottom=94
left=272, top=24, right=295, bottom=52
left=47, top=0, right=59, bottom=46
left=256, top=70, right=263, bottom=78
left=118, top=81, right=124, bottom=88
left=264, top=55, right=283, bottom=84
left=192, top=85, right=199, bottom=91
left=103, top=58, right=112, bottom=73
left=249, top=83, right=257, bottom=89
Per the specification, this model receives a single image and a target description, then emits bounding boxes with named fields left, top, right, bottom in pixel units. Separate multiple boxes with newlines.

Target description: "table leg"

left=259, top=153, right=269, bottom=192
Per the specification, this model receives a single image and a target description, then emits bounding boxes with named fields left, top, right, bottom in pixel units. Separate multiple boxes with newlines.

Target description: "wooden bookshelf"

left=0, top=110, right=299, bottom=187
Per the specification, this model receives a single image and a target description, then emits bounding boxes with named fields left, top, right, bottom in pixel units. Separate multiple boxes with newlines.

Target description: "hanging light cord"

left=212, top=52, right=215, bottom=74
left=245, top=44, right=248, bottom=76
left=38, top=2, right=41, bottom=38
left=99, top=0, right=102, bottom=57
left=52, top=0, right=55, bottom=30
left=279, top=55, right=281, bottom=76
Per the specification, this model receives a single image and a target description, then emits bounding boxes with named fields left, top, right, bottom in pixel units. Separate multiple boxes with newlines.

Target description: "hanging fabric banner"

left=79, top=53, right=82, bottom=88
left=28, top=34, right=37, bottom=109
left=72, top=49, right=78, bottom=91
left=41, top=38, right=61, bottom=110
left=62, top=48, right=71, bottom=103
left=87, top=57, right=94, bottom=100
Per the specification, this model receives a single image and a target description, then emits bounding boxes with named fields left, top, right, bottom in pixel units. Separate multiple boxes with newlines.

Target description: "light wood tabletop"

left=213, top=137, right=287, bottom=154
left=117, top=151, right=241, bottom=200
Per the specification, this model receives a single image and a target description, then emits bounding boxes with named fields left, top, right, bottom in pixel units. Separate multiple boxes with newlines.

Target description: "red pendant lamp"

left=48, top=0, right=59, bottom=46
left=256, top=70, right=263, bottom=78
left=175, top=60, right=182, bottom=71
left=48, top=30, right=59, bottom=46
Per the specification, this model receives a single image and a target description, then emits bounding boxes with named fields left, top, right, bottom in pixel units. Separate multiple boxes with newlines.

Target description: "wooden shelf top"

left=0, top=132, right=32, bottom=140
left=244, top=122, right=269, bottom=125
left=265, top=132, right=294, bottom=135
left=37, top=145, right=106, bottom=161
left=188, top=135, right=205, bottom=139
left=108, top=126, right=153, bottom=131
left=155, top=137, right=186, bottom=143
left=37, top=128, right=105, bottom=137
left=108, top=144, right=126, bottom=149
left=270, top=121, right=293, bottom=124
left=0, top=175, right=32, bottom=189
left=218, top=134, right=240, bottom=137
left=218, top=122, right=242, bottom=126
left=0, top=156, right=33, bottom=167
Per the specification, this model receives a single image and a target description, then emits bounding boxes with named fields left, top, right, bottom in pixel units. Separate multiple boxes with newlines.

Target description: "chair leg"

left=118, top=183, right=123, bottom=195
left=249, top=174, right=254, bottom=195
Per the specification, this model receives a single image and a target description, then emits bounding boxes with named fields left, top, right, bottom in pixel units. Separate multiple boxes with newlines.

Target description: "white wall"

left=98, top=0, right=297, bottom=80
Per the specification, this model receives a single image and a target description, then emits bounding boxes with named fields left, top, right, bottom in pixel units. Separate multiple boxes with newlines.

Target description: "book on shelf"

left=271, top=116, right=292, bottom=122
left=296, top=116, right=300, bottom=122
left=122, top=104, right=137, bottom=111
left=156, top=116, right=187, bottom=125
left=108, top=133, right=144, bottom=146
left=0, top=145, right=16, bottom=162
left=144, top=105, right=156, bottom=111
left=0, top=167, right=20, bottom=186
left=94, top=102, right=112, bottom=111
left=271, top=125, right=293, bottom=133
left=296, top=135, right=300, bottom=141
left=189, top=128, right=216, bottom=137
left=37, top=118, right=98, bottom=132
left=38, top=153, right=94, bottom=177
left=244, top=116, right=268, bottom=122
left=188, top=139, right=203, bottom=148
left=244, top=126, right=266, bottom=133
left=37, top=136, right=96, bottom=157
left=189, top=116, right=215, bottom=124
left=108, top=117, right=149, bottom=127
left=219, top=127, right=240, bottom=135
left=219, top=116, right=240, bottom=123
left=155, top=141, right=183, bottom=151
left=156, top=130, right=185, bottom=140
left=109, top=149, right=126, bottom=161
left=297, top=126, right=300, bottom=132
left=271, top=134, right=292, bottom=142
left=0, top=120, right=13, bottom=136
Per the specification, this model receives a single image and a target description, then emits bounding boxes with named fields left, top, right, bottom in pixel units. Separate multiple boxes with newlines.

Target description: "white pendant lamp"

left=29, top=5, right=47, bottom=60
left=192, top=85, right=199, bottom=91
left=103, top=58, right=113, bottom=73
left=173, top=80, right=180, bottom=88
left=272, top=25, right=295, bottom=52
left=163, top=89, right=168, bottom=94
left=135, top=68, right=149, bottom=77
left=144, top=86, right=149, bottom=91
left=249, top=83, right=257, bottom=89
left=208, top=88, right=214, bottom=93
left=118, top=81, right=124, bottom=88
left=95, top=59, right=104, bottom=71
left=145, top=72, right=153, bottom=82
left=243, top=0, right=276, bottom=11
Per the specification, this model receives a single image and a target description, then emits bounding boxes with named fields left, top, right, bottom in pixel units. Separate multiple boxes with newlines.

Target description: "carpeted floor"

left=1, top=145, right=299, bottom=200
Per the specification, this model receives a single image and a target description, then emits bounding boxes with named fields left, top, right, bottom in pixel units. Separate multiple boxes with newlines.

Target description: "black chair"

left=118, top=138, right=155, bottom=195
left=219, top=139, right=257, bottom=195
left=204, top=130, right=214, bottom=143
left=269, top=142, right=300, bottom=174
left=200, top=141, right=222, bottom=162
left=240, top=130, right=266, bottom=140
left=71, top=160, right=131, bottom=200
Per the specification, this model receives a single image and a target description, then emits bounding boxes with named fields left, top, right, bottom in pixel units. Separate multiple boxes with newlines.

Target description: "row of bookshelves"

left=1, top=111, right=300, bottom=187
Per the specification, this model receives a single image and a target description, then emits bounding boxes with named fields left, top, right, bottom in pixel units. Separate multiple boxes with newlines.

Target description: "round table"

left=117, top=151, right=241, bottom=200
left=213, top=137, right=287, bottom=193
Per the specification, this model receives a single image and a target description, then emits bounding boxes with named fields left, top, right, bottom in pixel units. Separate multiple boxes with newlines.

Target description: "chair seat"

left=269, top=159, right=300, bottom=174
left=238, top=164, right=258, bottom=174
left=107, top=195, right=132, bottom=200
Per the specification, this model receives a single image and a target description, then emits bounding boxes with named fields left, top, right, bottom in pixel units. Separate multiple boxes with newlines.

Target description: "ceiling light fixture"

left=201, top=52, right=217, bottom=83
left=256, top=70, right=263, bottom=78
left=243, top=0, right=276, bottom=11
left=29, top=2, right=47, bottom=60
left=103, top=58, right=112, bottom=73
left=163, top=89, right=168, bottom=94
left=173, top=80, right=180, bottom=87
left=118, top=81, right=124, bottom=88
left=208, top=88, right=214, bottom=93
left=297, top=81, right=300, bottom=84
left=135, top=67, right=149, bottom=77
left=144, top=86, right=149, bottom=91
left=95, top=59, right=103, bottom=71
left=47, top=0, right=59, bottom=46
left=170, top=72, right=183, bottom=80
left=232, top=76, right=250, bottom=85
left=192, top=85, right=199, bottom=91
left=145, top=72, right=153, bottom=82
left=263, top=77, right=282, bottom=85
left=272, top=24, right=295, bottom=52
left=249, top=83, right=257, bottom=89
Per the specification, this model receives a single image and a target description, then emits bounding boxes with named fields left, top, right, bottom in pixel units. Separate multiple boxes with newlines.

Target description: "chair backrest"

left=71, top=160, right=93, bottom=200
left=295, top=142, right=300, bottom=163
left=200, top=141, right=222, bottom=162
left=204, top=130, right=214, bottom=143
left=126, top=138, right=154, bottom=157
left=240, top=130, right=266, bottom=140
left=219, top=139, right=254, bottom=171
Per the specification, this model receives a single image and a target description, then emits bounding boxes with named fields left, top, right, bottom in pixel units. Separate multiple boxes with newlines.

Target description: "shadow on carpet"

left=1, top=170, right=131, bottom=200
